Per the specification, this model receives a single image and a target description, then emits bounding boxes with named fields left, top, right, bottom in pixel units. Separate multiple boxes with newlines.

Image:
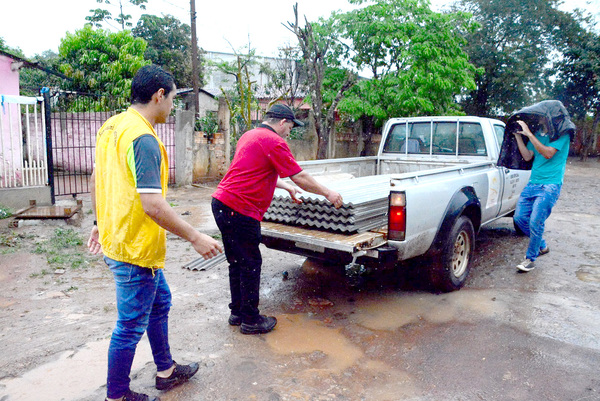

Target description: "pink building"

left=0, top=51, right=23, bottom=187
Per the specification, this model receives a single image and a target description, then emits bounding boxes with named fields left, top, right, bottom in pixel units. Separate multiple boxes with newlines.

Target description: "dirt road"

left=1, top=158, right=599, bottom=401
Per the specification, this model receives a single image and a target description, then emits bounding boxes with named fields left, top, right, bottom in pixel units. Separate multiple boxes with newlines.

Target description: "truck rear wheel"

left=429, top=216, right=475, bottom=292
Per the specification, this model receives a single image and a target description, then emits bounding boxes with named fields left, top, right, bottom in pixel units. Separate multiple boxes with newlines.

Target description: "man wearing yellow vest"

left=87, top=65, right=222, bottom=401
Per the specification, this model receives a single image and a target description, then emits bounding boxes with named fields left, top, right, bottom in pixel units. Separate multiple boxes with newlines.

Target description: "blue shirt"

left=527, top=133, right=570, bottom=185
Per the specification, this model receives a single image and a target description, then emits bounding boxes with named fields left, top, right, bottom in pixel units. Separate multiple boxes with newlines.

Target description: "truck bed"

left=261, top=221, right=387, bottom=255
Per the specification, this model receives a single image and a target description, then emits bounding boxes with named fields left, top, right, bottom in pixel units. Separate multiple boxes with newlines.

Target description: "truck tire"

left=429, top=215, right=475, bottom=292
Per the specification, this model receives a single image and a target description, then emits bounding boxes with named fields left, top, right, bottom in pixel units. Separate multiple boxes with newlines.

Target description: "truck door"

left=493, top=123, right=529, bottom=216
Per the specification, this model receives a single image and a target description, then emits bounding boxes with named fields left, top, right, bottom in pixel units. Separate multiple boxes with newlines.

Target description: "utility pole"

left=190, top=0, right=200, bottom=117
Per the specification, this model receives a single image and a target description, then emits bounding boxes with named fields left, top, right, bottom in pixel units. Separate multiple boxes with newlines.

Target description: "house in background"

left=0, top=49, right=52, bottom=209
left=203, top=50, right=307, bottom=120
left=0, top=50, right=22, bottom=187
left=0, top=50, right=20, bottom=95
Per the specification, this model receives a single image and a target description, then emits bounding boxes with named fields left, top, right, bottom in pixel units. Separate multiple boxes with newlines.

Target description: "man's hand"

left=191, top=233, right=223, bottom=260
left=287, top=185, right=303, bottom=204
left=326, top=190, right=344, bottom=208
left=87, top=226, right=102, bottom=255
left=514, top=120, right=534, bottom=138
left=277, top=178, right=303, bottom=204
left=288, top=171, right=343, bottom=208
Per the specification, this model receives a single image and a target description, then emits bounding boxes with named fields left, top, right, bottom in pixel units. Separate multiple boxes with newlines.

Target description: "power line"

left=156, top=0, right=188, bottom=13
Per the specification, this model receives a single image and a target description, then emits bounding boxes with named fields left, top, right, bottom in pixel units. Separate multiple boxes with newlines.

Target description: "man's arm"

left=515, top=120, right=558, bottom=160
left=87, top=169, right=102, bottom=255
left=288, top=170, right=343, bottom=208
left=139, top=193, right=222, bottom=260
left=276, top=177, right=302, bottom=204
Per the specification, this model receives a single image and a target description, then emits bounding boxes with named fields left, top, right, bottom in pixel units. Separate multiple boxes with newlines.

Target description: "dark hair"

left=131, top=65, right=175, bottom=105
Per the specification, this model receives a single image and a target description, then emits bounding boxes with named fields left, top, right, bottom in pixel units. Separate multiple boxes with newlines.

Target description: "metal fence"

left=47, top=91, right=176, bottom=199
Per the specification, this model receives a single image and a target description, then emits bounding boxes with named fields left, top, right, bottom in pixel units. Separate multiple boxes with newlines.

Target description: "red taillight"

left=388, top=192, right=406, bottom=241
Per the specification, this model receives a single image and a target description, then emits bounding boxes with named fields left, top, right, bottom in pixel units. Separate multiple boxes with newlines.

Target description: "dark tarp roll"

left=497, top=100, right=576, bottom=170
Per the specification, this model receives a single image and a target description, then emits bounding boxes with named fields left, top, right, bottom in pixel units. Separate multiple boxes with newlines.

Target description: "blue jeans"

left=211, top=198, right=263, bottom=322
left=514, top=183, right=562, bottom=261
left=104, top=257, right=173, bottom=399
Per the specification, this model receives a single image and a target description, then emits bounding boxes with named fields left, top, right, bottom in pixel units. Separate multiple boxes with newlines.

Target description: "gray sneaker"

left=517, top=258, right=535, bottom=272
left=539, top=246, right=550, bottom=256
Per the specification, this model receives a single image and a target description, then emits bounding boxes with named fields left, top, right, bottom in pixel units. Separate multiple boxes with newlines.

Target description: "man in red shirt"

left=212, top=104, right=343, bottom=334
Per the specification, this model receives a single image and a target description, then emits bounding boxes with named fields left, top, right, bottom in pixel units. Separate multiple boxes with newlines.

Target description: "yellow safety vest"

left=95, top=108, right=169, bottom=268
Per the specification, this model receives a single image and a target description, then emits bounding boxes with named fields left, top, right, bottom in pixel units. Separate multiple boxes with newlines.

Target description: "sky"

left=1, top=0, right=599, bottom=60
left=1, top=0, right=361, bottom=58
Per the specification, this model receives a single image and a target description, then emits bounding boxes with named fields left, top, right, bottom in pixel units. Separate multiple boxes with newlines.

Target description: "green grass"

left=33, top=227, right=90, bottom=270
left=0, top=206, right=12, bottom=220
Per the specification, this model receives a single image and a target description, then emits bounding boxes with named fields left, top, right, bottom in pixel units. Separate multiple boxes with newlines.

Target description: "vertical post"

left=190, top=0, right=200, bottom=118
left=218, top=97, right=231, bottom=170
left=42, top=88, right=55, bottom=204
left=175, top=109, right=194, bottom=186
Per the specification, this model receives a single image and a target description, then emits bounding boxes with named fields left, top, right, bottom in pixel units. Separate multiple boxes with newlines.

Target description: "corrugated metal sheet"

left=264, top=175, right=391, bottom=233
left=183, top=252, right=227, bottom=271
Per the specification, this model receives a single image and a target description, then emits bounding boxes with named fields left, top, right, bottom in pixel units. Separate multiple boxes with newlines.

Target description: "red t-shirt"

left=213, top=125, right=302, bottom=221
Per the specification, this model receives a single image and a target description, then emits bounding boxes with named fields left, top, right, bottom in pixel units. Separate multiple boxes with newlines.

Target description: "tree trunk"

left=359, top=116, right=375, bottom=157
left=592, top=107, right=600, bottom=161
left=286, top=4, right=355, bottom=160
left=323, top=72, right=356, bottom=158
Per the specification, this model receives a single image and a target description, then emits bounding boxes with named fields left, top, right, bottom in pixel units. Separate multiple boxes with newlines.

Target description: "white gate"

left=0, top=94, right=48, bottom=188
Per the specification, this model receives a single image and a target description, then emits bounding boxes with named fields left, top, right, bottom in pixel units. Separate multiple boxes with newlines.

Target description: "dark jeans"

left=104, top=257, right=173, bottom=399
left=211, top=198, right=262, bottom=322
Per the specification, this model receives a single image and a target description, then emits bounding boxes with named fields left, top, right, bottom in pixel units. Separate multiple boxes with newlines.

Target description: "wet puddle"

left=576, top=264, right=600, bottom=283
left=266, top=313, right=363, bottom=372
left=0, top=338, right=153, bottom=401
left=351, top=290, right=507, bottom=331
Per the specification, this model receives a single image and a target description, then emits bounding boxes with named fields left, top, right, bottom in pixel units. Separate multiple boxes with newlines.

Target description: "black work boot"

left=155, top=361, right=200, bottom=391
left=228, top=312, right=242, bottom=326
left=240, top=315, right=277, bottom=335
left=106, top=389, right=160, bottom=401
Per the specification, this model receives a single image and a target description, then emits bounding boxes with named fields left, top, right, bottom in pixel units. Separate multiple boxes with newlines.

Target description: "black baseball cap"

left=265, top=104, right=304, bottom=127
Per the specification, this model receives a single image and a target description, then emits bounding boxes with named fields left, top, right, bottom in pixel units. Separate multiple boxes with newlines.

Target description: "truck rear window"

left=383, top=121, right=487, bottom=156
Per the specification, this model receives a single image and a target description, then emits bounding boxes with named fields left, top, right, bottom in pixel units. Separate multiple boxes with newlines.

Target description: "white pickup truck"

left=261, top=116, right=530, bottom=292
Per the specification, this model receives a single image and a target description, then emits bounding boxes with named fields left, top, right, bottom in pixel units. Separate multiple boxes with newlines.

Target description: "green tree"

left=335, top=0, right=478, bottom=119
left=552, top=24, right=600, bottom=160
left=259, top=44, right=306, bottom=108
left=209, top=48, right=260, bottom=145
left=132, top=14, right=204, bottom=89
left=58, top=25, right=149, bottom=109
left=86, top=0, right=148, bottom=30
left=323, top=0, right=478, bottom=155
left=18, top=51, right=64, bottom=96
left=453, top=0, right=566, bottom=116
left=286, top=5, right=357, bottom=159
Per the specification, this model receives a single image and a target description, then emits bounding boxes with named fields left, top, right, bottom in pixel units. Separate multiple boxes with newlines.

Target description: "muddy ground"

left=0, top=158, right=599, bottom=401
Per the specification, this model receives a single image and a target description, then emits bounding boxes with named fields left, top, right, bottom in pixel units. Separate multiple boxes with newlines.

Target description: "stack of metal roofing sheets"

left=264, top=175, right=392, bottom=233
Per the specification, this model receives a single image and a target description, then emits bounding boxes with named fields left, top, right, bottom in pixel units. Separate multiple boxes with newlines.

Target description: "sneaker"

left=539, top=246, right=550, bottom=256
left=240, top=315, right=277, bottom=335
left=517, top=258, right=535, bottom=272
left=106, top=389, right=160, bottom=401
left=155, top=361, right=199, bottom=391
left=228, top=313, right=242, bottom=326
